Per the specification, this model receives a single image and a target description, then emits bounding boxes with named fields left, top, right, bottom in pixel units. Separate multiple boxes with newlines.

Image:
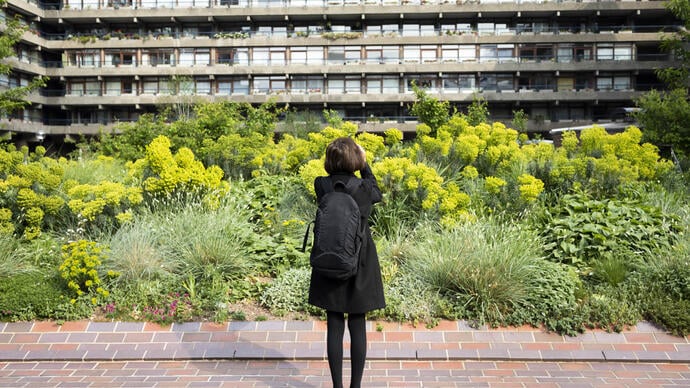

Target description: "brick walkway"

left=0, top=320, right=689, bottom=387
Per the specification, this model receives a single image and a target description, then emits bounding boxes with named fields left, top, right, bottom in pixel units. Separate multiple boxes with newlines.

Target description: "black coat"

left=307, top=164, right=386, bottom=314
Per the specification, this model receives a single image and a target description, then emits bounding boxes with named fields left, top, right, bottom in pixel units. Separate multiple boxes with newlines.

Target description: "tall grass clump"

left=106, top=220, right=178, bottom=284
left=152, top=199, right=255, bottom=282
left=404, top=218, right=544, bottom=325
left=0, top=234, right=33, bottom=278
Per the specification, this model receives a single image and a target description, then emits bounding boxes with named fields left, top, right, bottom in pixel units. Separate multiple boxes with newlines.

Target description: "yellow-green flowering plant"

left=129, top=135, right=228, bottom=205
left=59, top=240, right=118, bottom=305
left=67, top=181, right=143, bottom=224
left=0, top=145, right=67, bottom=239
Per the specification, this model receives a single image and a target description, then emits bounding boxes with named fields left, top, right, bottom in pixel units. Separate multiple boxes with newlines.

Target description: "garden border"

left=1, top=320, right=688, bottom=363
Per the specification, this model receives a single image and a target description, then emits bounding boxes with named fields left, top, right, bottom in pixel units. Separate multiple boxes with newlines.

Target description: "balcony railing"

left=32, top=52, right=668, bottom=70
left=33, top=23, right=679, bottom=42
left=30, top=82, right=661, bottom=99
left=15, top=0, right=670, bottom=10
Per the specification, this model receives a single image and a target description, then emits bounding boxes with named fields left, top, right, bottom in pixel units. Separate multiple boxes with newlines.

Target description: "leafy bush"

left=533, top=192, right=682, bottom=268
left=371, top=273, right=451, bottom=327
left=0, top=271, right=91, bottom=321
left=507, top=260, right=584, bottom=335
left=646, top=299, right=690, bottom=337
left=259, top=267, right=321, bottom=317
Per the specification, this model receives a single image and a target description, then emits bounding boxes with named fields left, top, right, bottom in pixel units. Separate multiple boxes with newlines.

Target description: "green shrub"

left=579, top=288, right=641, bottom=333
left=533, top=192, right=682, bottom=268
left=0, top=271, right=90, bottom=321
left=259, top=267, right=321, bottom=317
left=507, top=260, right=584, bottom=335
left=631, top=255, right=690, bottom=335
left=646, top=298, right=690, bottom=337
left=371, top=273, right=452, bottom=327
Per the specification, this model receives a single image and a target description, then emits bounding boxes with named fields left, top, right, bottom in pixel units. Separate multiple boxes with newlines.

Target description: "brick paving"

left=0, top=320, right=688, bottom=387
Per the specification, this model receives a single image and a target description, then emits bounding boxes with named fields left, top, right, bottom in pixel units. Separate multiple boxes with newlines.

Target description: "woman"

left=308, top=137, right=386, bottom=388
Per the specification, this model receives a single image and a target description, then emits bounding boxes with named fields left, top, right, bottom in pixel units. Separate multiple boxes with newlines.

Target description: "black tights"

left=326, top=311, right=367, bottom=388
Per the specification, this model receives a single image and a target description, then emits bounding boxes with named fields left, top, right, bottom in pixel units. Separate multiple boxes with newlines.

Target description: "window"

left=480, top=73, right=513, bottom=91
left=478, top=23, right=495, bottom=36
left=291, top=76, right=323, bottom=93
left=366, top=25, right=383, bottom=37
left=497, top=45, right=515, bottom=62
left=614, top=76, right=631, bottom=90
left=519, top=44, right=554, bottom=62
left=142, top=77, right=163, bottom=94
left=557, top=45, right=573, bottom=63
left=442, top=74, right=475, bottom=92
left=597, top=44, right=614, bottom=61
left=86, top=79, right=99, bottom=95
left=402, top=24, right=435, bottom=37
left=480, top=44, right=515, bottom=63
left=73, top=110, right=97, bottom=124
left=72, top=50, right=99, bottom=67
left=257, top=25, right=287, bottom=37
left=105, top=79, right=134, bottom=95
left=365, top=46, right=398, bottom=64
left=217, top=48, right=249, bottom=65
left=596, top=74, right=631, bottom=90
left=291, top=47, right=324, bottom=65
left=217, top=77, right=249, bottom=95
left=459, top=45, right=476, bottom=62
left=194, top=49, right=210, bottom=65
left=421, top=46, right=437, bottom=63
left=328, top=76, right=361, bottom=94
left=614, top=45, right=633, bottom=61
left=143, top=50, right=174, bottom=66
left=403, top=46, right=420, bottom=63
left=69, top=79, right=85, bottom=96
left=405, top=75, right=436, bottom=92
left=253, top=47, right=286, bottom=65
left=253, top=76, right=286, bottom=94
left=122, top=79, right=133, bottom=94
left=105, top=51, right=136, bottom=67
left=179, top=49, right=194, bottom=66
left=480, top=45, right=498, bottom=62
left=328, top=47, right=345, bottom=64
left=366, top=75, right=398, bottom=94
left=326, top=46, right=361, bottom=64
left=575, top=46, right=593, bottom=62
left=195, top=78, right=211, bottom=95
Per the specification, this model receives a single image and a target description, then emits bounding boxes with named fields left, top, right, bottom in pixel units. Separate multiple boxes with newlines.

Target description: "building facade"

left=0, top=0, right=680, bottom=143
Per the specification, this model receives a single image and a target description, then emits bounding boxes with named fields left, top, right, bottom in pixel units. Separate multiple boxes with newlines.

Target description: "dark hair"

left=324, top=137, right=365, bottom=174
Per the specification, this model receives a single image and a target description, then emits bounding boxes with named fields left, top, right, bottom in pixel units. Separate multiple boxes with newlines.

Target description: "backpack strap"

left=327, top=176, right=360, bottom=196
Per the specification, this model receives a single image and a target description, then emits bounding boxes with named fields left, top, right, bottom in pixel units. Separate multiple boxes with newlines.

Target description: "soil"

left=223, top=300, right=318, bottom=322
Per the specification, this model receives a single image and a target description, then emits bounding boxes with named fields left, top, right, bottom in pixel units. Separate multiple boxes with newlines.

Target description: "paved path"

left=0, top=320, right=689, bottom=387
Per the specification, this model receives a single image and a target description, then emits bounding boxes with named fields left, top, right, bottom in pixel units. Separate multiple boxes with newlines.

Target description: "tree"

left=633, top=0, right=690, bottom=158
left=657, top=0, right=690, bottom=89
left=0, top=6, right=47, bottom=116
left=465, top=95, right=490, bottom=126
left=511, top=109, right=528, bottom=133
left=634, top=89, right=690, bottom=156
left=409, top=82, right=450, bottom=133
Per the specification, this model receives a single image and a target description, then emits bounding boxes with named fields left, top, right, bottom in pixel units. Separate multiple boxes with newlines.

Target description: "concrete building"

left=0, top=0, right=680, bottom=143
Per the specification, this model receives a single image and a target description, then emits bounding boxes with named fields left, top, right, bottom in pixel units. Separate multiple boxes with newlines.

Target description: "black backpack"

left=302, top=177, right=364, bottom=280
